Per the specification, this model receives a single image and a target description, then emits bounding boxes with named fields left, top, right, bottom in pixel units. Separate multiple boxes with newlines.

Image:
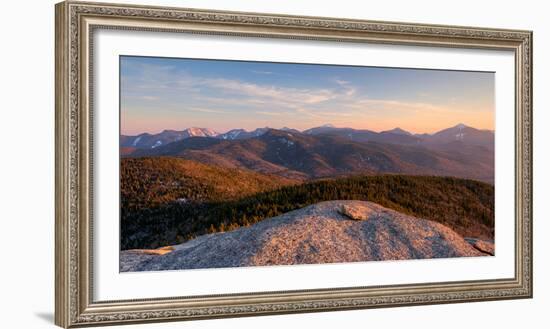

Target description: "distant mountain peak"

left=302, top=124, right=339, bottom=135
left=454, top=123, right=467, bottom=129
left=217, top=128, right=245, bottom=140
left=382, top=127, right=412, bottom=136
left=261, top=128, right=287, bottom=137
left=217, top=127, right=270, bottom=140
left=186, top=127, right=217, bottom=135
left=251, top=127, right=270, bottom=136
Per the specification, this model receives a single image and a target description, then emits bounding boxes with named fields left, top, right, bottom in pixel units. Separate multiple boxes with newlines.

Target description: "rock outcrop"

left=338, top=203, right=376, bottom=221
left=465, top=238, right=495, bottom=255
left=121, top=200, right=493, bottom=272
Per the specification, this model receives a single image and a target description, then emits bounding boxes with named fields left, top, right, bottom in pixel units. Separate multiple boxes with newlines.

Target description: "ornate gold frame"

left=55, top=1, right=533, bottom=327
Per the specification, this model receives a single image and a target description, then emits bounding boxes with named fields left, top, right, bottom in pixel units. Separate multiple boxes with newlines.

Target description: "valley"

left=122, top=124, right=494, bottom=183
left=121, top=157, right=494, bottom=251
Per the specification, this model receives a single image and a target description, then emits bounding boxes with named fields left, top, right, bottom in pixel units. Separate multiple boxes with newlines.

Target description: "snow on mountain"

left=121, top=128, right=218, bottom=149
left=280, top=127, right=301, bottom=134
left=121, top=124, right=493, bottom=151
left=218, top=129, right=245, bottom=140
left=216, top=127, right=270, bottom=140
left=423, top=123, right=494, bottom=148
left=184, top=127, right=218, bottom=138
left=252, top=127, right=269, bottom=136
left=302, top=124, right=340, bottom=135
left=131, top=135, right=143, bottom=147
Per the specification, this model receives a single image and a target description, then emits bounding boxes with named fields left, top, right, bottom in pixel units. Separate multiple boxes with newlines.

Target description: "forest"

left=121, top=158, right=494, bottom=250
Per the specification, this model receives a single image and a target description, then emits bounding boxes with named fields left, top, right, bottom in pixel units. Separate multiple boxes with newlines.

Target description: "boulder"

left=338, top=203, right=375, bottom=221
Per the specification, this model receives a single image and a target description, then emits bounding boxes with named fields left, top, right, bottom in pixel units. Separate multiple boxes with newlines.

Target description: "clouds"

left=250, top=70, right=273, bottom=75
left=140, top=96, right=159, bottom=101
left=335, top=79, right=350, bottom=86
left=122, top=61, right=345, bottom=116
left=255, top=111, right=285, bottom=116
left=120, top=57, right=494, bottom=135
left=192, top=76, right=337, bottom=106
left=187, top=107, right=229, bottom=114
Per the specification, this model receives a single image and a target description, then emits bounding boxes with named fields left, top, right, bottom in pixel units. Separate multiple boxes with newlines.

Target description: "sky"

left=120, top=56, right=495, bottom=136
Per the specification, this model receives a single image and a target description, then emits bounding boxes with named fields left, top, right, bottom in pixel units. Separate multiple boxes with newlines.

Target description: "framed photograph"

left=55, top=1, right=532, bottom=327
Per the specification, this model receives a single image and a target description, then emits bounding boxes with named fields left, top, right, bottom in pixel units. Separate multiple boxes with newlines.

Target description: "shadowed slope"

left=128, top=129, right=494, bottom=182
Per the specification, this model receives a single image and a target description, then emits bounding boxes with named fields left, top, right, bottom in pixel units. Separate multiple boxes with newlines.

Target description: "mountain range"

left=120, top=127, right=218, bottom=150
left=122, top=124, right=493, bottom=149
left=121, top=124, right=494, bottom=182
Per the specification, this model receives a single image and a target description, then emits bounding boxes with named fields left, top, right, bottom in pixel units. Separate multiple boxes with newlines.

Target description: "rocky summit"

left=120, top=200, right=493, bottom=272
